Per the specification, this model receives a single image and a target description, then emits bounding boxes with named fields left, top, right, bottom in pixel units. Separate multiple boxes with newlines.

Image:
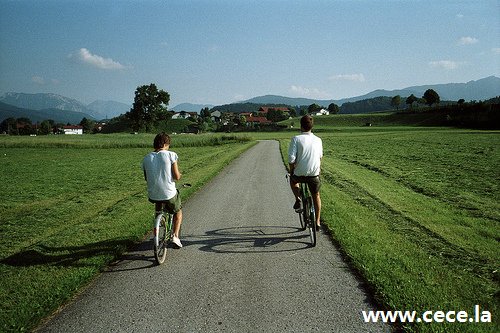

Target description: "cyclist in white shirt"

left=143, top=133, right=184, bottom=248
left=288, top=115, right=323, bottom=230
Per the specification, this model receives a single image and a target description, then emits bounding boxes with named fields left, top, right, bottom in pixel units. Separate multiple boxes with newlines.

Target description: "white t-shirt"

left=288, top=132, right=323, bottom=176
left=142, top=150, right=178, bottom=201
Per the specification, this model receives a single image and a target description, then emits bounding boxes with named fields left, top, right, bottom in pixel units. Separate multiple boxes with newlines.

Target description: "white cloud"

left=492, top=48, right=500, bottom=55
left=70, top=48, right=125, bottom=70
left=32, top=76, right=45, bottom=84
left=458, top=37, right=478, bottom=45
left=429, top=60, right=464, bottom=70
left=456, top=13, right=464, bottom=19
left=329, top=73, right=366, bottom=82
left=289, top=85, right=330, bottom=99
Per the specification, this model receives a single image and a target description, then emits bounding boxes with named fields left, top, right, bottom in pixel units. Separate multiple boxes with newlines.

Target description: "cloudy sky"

left=0, top=0, right=498, bottom=107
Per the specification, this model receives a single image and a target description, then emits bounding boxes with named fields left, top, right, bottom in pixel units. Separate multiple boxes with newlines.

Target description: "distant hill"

left=171, top=103, right=214, bottom=112
left=0, top=92, right=130, bottom=120
left=239, top=76, right=500, bottom=107
left=352, top=76, right=500, bottom=103
left=241, top=95, right=328, bottom=107
left=87, top=100, right=130, bottom=120
left=0, top=101, right=95, bottom=124
left=0, top=92, right=94, bottom=114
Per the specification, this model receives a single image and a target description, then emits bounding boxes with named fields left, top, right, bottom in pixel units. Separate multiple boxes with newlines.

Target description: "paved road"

left=36, top=140, right=391, bottom=333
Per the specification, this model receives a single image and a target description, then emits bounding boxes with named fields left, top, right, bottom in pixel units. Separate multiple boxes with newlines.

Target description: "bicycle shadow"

left=0, top=238, right=137, bottom=268
left=2, top=225, right=314, bottom=270
left=182, top=225, right=313, bottom=254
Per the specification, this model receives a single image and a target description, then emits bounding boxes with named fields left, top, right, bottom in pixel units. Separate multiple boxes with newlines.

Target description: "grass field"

left=278, top=126, right=499, bottom=332
left=0, top=133, right=255, bottom=332
left=1, top=123, right=499, bottom=332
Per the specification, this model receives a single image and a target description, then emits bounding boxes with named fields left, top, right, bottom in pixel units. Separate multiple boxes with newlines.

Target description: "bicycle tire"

left=301, top=190, right=308, bottom=231
left=308, top=197, right=317, bottom=247
left=298, top=191, right=307, bottom=230
left=154, top=214, right=168, bottom=265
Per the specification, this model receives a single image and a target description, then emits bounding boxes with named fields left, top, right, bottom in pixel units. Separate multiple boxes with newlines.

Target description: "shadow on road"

left=104, top=225, right=315, bottom=272
left=183, top=226, right=313, bottom=253
left=0, top=238, right=136, bottom=268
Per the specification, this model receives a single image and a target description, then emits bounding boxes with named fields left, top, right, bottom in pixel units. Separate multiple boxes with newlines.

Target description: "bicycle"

left=287, top=174, right=317, bottom=247
left=153, top=184, right=191, bottom=265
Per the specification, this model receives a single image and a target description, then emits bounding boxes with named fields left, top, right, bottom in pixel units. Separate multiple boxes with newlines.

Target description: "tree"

left=391, top=95, right=401, bottom=111
left=79, top=117, right=95, bottom=133
left=200, top=107, right=211, bottom=119
left=0, top=117, right=17, bottom=134
left=423, top=89, right=440, bottom=107
left=406, top=94, right=418, bottom=110
left=307, top=103, right=322, bottom=115
left=126, top=83, right=170, bottom=132
left=39, top=120, right=54, bottom=135
left=327, top=103, right=340, bottom=114
left=16, top=117, right=33, bottom=135
left=266, top=108, right=287, bottom=122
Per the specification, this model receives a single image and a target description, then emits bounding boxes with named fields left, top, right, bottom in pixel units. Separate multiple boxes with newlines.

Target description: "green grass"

left=1, top=126, right=499, bottom=332
left=279, top=127, right=499, bottom=332
left=0, top=133, right=255, bottom=332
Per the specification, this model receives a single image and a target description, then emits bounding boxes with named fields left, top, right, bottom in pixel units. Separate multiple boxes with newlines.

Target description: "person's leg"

left=173, top=209, right=182, bottom=238
left=290, top=177, right=301, bottom=209
left=312, top=192, right=321, bottom=227
left=155, top=202, right=163, bottom=215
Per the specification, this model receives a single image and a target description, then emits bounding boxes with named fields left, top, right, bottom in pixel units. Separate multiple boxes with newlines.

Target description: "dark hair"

left=153, top=132, right=171, bottom=150
left=300, top=115, right=313, bottom=132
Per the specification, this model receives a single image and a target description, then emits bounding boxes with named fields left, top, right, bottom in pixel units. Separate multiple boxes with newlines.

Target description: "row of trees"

left=0, top=117, right=97, bottom=135
left=8, top=83, right=485, bottom=135
left=391, top=89, right=441, bottom=110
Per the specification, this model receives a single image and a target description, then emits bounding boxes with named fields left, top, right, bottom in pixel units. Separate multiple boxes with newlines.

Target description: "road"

left=36, top=140, right=391, bottom=333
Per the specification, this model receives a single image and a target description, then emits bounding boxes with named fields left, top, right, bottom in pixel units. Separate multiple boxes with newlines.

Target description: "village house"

left=258, top=106, right=290, bottom=115
left=210, top=110, right=222, bottom=122
left=62, top=125, right=84, bottom=135
left=311, top=108, right=330, bottom=116
left=240, top=112, right=253, bottom=119
left=245, top=116, right=272, bottom=126
left=171, top=111, right=199, bottom=120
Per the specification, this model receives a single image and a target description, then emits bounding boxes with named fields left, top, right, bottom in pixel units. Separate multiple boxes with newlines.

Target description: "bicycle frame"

left=287, top=174, right=317, bottom=247
left=300, top=182, right=317, bottom=247
left=153, top=209, right=172, bottom=265
left=152, top=183, right=191, bottom=265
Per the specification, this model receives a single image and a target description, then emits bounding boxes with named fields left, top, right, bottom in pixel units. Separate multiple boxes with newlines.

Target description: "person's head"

left=300, top=115, right=313, bottom=132
left=153, top=132, right=171, bottom=150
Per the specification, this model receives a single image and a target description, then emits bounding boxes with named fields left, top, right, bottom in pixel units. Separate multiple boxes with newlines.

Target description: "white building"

left=312, top=109, right=330, bottom=116
left=62, top=125, right=84, bottom=135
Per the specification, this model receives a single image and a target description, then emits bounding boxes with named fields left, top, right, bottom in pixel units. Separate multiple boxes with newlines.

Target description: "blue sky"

left=0, top=0, right=498, bottom=107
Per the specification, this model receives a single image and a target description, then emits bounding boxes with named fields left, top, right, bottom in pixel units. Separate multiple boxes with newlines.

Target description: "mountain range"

left=239, top=76, right=500, bottom=107
left=0, top=92, right=130, bottom=121
left=1, top=76, right=498, bottom=123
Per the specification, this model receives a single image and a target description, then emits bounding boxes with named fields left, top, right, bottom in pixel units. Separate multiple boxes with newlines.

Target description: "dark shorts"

left=149, top=190, right=182, bottom=214
left=291, top=175, right=321, bottom=194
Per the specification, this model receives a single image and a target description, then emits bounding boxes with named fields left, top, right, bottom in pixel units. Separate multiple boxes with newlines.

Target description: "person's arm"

left=172, top=161, right=181, bottom=181
left=288, top=137, right=297, bottom=175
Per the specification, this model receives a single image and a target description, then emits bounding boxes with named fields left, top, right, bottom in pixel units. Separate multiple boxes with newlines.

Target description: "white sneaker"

left=172, top=236, right=183, bottom=248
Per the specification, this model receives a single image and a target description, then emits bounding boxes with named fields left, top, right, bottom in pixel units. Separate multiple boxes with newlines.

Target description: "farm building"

left=311, top=109, right=330, bottom=116
left=62, top=125, right=83, bottom=135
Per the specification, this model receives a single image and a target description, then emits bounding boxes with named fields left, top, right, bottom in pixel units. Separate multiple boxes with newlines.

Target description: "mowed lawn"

left=280, top=127, right=499, bottom=332
left=0, top=133, right=255, bottom=332
left=1, top=128, right=499, bottom=333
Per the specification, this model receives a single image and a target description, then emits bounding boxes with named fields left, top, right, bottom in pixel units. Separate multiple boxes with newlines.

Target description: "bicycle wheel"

left=307, top=197, right=317, bottom=247
left=153, top=214, right=168, bottom=265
